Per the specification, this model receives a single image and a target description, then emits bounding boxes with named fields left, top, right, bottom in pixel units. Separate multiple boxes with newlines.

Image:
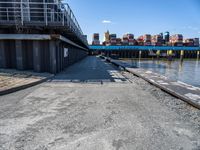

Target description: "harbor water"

left=129, top=59, right=200, bottom=87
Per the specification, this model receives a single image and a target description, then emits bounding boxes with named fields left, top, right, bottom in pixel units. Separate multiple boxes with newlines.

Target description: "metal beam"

left=58, top=35, right=88, bottom=51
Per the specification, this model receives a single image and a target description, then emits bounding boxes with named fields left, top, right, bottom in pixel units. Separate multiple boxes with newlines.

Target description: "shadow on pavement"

left=50, top=56, right=125, bottom=83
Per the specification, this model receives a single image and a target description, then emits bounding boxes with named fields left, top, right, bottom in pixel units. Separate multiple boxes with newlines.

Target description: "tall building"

left=104, top=30, right=110, bottom=42
left=92, top=33, right=100, bottom=45
left=109, top=34, right=117, bottom=45
left=164, top=32, right=170, bottom=44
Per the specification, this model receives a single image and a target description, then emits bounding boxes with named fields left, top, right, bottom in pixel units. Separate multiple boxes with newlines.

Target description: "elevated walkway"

left=0, top=1, right=88, bottom=48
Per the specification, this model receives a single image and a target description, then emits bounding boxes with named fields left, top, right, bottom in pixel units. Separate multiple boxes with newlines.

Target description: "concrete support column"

left=156, top=50, right=160, bottom=60
left=0, top=40, right=6, bottom=68
left=49, top=40, right=57, bottom=74
left=33, top=41, right=41, bottom=72
left=180, top=50, right=184, bottom=62
left=139, top=51, right=142, bottom=61
left=16, top=40, right=24, bottom=70
left=167, top=50, right=173, bottom=61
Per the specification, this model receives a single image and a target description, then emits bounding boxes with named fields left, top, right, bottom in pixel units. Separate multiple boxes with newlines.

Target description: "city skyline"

left=66, top=0, right=200, bottom=43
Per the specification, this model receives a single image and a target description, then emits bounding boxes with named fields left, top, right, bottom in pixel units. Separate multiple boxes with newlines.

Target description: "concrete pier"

left=0, top=34, right=88, bottom=74
left=0, top=56, right=200, bottom=149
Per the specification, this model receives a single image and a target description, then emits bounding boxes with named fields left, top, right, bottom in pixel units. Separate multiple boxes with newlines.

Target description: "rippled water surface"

left=129, top=60, right=200, bottom=87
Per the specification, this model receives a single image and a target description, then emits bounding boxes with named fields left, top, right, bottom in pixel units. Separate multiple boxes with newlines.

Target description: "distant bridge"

left=90, top=45, right=200, bottom=51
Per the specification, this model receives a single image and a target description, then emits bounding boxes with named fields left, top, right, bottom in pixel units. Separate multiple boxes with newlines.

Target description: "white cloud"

left=102, top=20, right=112, bottom=24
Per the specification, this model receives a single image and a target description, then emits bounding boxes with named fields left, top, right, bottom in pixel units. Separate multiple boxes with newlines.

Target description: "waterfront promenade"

left=0, top=56, right=200, bottom=150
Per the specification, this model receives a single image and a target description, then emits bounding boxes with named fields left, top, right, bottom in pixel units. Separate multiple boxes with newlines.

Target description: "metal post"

left=6, top=8, right=9, bottom=21
left=45, top=4, right=47, bottom=26
left=20, top=0, right=23, bottom=25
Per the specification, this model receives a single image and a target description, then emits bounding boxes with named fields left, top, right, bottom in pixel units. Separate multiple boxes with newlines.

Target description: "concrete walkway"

left=52, top=56, right=128, bottom=83
left=0, top=56, right=200, bottom=150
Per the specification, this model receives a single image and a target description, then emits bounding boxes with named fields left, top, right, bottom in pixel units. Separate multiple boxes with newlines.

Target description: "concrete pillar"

left=49, top=40, right=57, bottom=74
left=33, top=41, right=42, bottom=72
left=16, top=40, right=25, bottom=70
left=0, top=40, right=6, bottom=68
left=139, top=50, right=142, bottom=61
left=180, top=50, right=184, bottom=62
left=167, top=50, right=173, bottom=61
left=156, top=50, right=160, bottom=60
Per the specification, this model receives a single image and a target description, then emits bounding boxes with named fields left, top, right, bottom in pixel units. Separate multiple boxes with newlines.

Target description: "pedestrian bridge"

left=90, top=45, right=200, bottom=51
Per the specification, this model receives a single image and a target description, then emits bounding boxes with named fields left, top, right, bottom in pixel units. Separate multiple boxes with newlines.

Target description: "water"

left=130, top=59, right=200, bottom=87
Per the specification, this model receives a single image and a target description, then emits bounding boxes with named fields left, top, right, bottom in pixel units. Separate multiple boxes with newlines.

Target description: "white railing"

left=0, top=1, right=87, bottom=45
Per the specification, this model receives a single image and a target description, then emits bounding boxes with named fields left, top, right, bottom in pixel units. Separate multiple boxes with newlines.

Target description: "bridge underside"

left=0, top=34, right=88, bottom=74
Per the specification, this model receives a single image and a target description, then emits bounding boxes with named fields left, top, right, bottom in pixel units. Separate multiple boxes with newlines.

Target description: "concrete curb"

left=101, top=56, right=200, bottom=109
left=0, top=75, right=54, bottom=96
left=125, top=68, right=200, bottom=109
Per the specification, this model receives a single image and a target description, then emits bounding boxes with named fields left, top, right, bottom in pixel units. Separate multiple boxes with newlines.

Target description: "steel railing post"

left=20, top=0, right=23, bottom=25
left=45, top=3, right=47, bottom=26
left=6, top=8, right=9, bottom=21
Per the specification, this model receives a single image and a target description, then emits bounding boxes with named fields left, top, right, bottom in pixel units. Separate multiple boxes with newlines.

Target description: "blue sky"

left=66, top=0, right=200, bottom=43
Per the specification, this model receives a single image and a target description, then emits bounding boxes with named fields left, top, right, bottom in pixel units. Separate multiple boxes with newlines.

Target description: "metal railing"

left=0, top=1, right=87, bottom=45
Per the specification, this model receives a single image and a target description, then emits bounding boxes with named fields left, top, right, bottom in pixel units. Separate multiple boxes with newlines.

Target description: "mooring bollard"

left=180, top=50, right=184, bottom=62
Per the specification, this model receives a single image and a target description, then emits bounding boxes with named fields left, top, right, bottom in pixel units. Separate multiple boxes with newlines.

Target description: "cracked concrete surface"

left=0, top=57, right=200, bottom=150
